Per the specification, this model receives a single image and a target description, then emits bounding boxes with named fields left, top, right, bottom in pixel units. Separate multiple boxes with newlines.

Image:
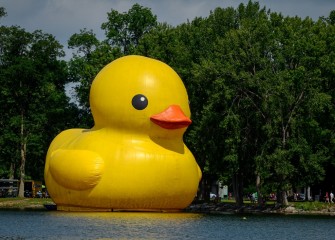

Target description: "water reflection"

left=52, top=212, right=205, bottom=239
left=0, top=210, right=335, bottom=240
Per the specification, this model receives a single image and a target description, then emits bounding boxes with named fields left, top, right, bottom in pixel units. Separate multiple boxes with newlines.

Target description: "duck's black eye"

left=132, top=94, right=148, bottom=110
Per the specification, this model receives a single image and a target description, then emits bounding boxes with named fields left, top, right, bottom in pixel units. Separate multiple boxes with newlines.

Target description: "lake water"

left=0, top=210, right=334, bottom=240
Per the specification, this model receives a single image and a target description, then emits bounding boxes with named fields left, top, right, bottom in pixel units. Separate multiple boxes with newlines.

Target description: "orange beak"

left=150, top=105, right=192, bottom=129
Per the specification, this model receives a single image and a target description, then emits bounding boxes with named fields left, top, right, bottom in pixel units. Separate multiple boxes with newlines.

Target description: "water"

left=0, top=210, right=334, bottom=240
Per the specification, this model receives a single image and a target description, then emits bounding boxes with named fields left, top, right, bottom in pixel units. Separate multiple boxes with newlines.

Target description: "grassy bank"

left=187, top=199, right=335, bottom=215
left=292, top=201, right=334, bottom=211
left=243, top=199, right=334, bottom=211
left=0, top=197, right=54, bottom=209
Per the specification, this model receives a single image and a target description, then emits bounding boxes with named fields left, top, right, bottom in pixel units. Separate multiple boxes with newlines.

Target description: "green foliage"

left=0, top=24, right=74, bottom=183
left=68, top=28, right=100, bottom=57
left=101, top=3, right=157, bottom=54
left=0, top=6, right=6, bottom=20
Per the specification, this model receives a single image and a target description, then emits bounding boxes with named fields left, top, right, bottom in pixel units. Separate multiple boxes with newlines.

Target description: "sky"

left=1, top=0, right=335, bottom=59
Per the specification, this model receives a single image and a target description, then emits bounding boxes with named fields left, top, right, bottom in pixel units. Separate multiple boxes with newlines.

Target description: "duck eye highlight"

left=132, top=94, right=148, bottom=110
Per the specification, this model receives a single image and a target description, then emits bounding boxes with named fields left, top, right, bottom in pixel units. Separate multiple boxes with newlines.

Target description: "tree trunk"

left=277, top=117, right=289, bottom=206
left=256, top=174, right=263, bottom=205
left=305, top=186, right=310, bottom=201
left=276, top=190, right=288, bottom=206
left=18, top=112, right=26, bottom=198
left=9, top=162, right=15, bottom=179
left=197, top=174, right=211, bottom=201
left=232, top=172, right=244, bottom=206
left=203, top=175, right=211, bottom=202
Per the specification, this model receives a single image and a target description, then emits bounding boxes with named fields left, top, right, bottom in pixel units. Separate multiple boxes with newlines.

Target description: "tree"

left=101, top=3, right=157, bottom=54
left=0, top=6, right=6, bottom=20
left=176, top=1, right=272, bottom=205
left=259, top=15, right=333, bottom=205
left=0, top=25, right=70, bottom=196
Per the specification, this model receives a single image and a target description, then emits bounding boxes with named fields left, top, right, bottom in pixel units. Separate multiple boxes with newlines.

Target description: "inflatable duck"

left=44, top=55, right=202, bottom=211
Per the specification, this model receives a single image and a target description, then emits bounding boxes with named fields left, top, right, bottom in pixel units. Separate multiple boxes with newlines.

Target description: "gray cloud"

left=1, top=0, right=334, bottom=56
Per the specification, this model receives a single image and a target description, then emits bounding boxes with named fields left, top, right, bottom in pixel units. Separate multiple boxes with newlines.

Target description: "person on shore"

left=330, top=191, right=334, bottom=203
left=325, top=192, right=330, bottom=203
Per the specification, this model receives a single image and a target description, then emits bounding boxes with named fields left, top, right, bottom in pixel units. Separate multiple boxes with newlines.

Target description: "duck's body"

left=44, top=55, right=202, bottom=211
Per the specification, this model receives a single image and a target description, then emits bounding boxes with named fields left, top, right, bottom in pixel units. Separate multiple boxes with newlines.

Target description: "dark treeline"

left=1, top=1, right=335, bottom=204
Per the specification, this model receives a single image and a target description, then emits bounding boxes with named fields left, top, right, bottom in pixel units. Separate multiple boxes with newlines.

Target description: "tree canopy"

left=0, top=24, right=78, bottom=196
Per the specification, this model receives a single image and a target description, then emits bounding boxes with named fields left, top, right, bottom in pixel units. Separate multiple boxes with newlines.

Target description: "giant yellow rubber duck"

left=44, top=55, right=202, bottom=211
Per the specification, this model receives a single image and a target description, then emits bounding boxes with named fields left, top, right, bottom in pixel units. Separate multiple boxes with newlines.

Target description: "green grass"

left=292, top=201, right=332, bottom=211
left=0, top=197, right=54, bottom=208
left=212, top=198, right=333, bottom=211
left=0, top=197, right=24, bottom=203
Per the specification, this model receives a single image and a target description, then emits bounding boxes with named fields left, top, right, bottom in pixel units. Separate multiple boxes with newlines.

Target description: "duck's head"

left=90, top=55, right=191, bottom=139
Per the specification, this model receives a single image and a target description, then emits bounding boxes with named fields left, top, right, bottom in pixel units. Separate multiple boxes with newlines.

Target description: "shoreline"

left=1, top=198, right=335, bottom=216
left=184, top=202, right=335, bottom=216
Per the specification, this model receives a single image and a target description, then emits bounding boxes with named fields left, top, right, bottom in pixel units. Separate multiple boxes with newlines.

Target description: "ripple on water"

left=0, top=211, right=335, bottom=239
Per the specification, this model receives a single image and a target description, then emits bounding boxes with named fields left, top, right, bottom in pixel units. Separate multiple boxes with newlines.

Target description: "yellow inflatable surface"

left=44, top=55, right=202, bottom=211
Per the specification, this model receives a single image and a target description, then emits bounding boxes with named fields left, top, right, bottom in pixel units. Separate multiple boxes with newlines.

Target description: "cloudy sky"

left=1, top=0, right=334, bottom=58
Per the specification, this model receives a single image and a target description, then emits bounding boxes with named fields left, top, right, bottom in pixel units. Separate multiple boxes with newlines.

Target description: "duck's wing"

left=48, top=149, right=104, bottom=190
